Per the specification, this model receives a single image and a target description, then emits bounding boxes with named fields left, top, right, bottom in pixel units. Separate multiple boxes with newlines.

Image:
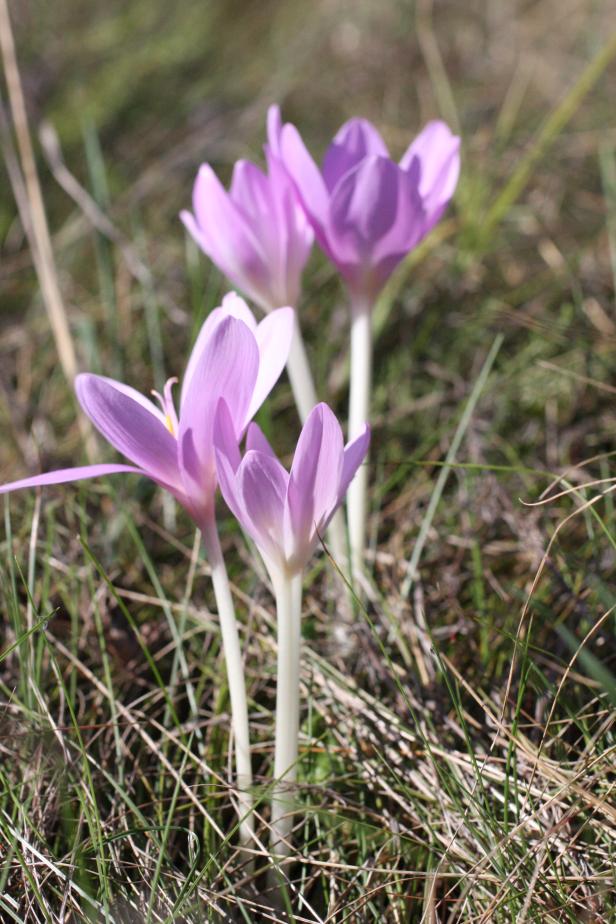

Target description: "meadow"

left=1, top=0, right=615, bottom=920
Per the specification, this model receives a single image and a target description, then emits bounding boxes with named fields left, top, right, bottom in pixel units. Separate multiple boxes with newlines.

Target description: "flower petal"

left=245, top=421, right=276, bottom=458
left=76, top=374, right=181, bottom=487
left=279, top=121, right=330, bottom=238
left=238, top=450, right=288, bottom=565
left=181, top=294, right=257, bottom=408
left=399, top=120, right=460, bottom=217
left=178, top=316, right=259, bottom=502
left=264, top=154, right=313, bottom=306
left=219, top=292, right=259, bottom=331
left=230, top=162, right=286, bottom=298
left=329, top=155, right=400, bottom=251
left=214, top=402, right=246, bottom=526
left=322, top=118, right=389, bottom=192
left=183, top=165, right=269, bottom=303
left=216, top=398, right=289, bottom=568
left=266, top=107, right=314, bottom=301
left=0, top=464, right=144, bottom=496
left=266, top=104, right=283, bottom=158
left=181, top=316, right=259, bottom=439
left=286, top=403, right=343, bottom=560
left=326, top=155, right=411, bottom=291
left=369, top=163, right=427, bottom=291
left=215, top=446, right=246, bottom=527
left=338, top=425, right=371, bottom=502
left=244, top=306, right=295, bottom=425
left=213, top=398, right=242, bottom=473
left=230, top=160, right=271, bottom=223
left=92, top=377, right=168, bottom=426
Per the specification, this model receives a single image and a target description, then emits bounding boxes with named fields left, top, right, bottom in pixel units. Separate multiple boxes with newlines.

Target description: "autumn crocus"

left=214, top=399, right=370, bottom=855
left=0, top=292, right=294, bottom=849
left=180, top=129, right=317, bottom=422
left=270, top=106, right=460, bottom=583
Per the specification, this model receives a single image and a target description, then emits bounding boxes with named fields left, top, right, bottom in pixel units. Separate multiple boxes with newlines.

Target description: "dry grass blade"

left=38, top=120, right=155, bottom=290
left=0, top=0, right=95, bottom=459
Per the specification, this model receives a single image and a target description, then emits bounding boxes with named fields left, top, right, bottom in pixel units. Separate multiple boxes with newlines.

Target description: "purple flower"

left=214, top=399, right=370, bottom=577
left=180, top=126, right=313, bottom=312
left=0, top=294, right=294, bottom=529
left=269, top=106, right=460, bottom=300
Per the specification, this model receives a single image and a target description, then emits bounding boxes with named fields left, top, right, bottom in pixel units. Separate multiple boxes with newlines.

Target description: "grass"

left=1, top=0, right=616, bottom=920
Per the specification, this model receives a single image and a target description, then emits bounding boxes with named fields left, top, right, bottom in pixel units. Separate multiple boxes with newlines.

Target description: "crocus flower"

left=180, top=144, right=313, bottom=314
left=214, top=399, right=370, bottom=579
left=268, top=105, right=460, bottom=301
left=214, top=397, right=369, bottom=857
left=270, top=106, right=460, bottom=587
left=0, top=293, right=294, bottom=531
left=0, top=292, right=294, bottom=851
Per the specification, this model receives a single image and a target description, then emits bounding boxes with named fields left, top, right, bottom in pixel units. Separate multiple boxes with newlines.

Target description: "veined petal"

left=90, top=376, right=168, bottom=427
left=191, top=165, right=258, bottom=254
left=181, top=316, right=259, bottom=438
left=214, top=401, right=246, bottom=526
left=329, top=155, right=400, bottom=253
left=217, top=403, right=287, bottom=566
left=238, top=450, right=288, bottom=565
left=230, top=161, right=287, bottom=299
left=286, top=403, right=343, bottom=559
left=338, top=425, right=371, bottom=502
left=184, top=165, right=269, bottom=299
left=279, top=122, right=330, bottom=235
left=0, top=464, right=144, bottom=496
left=181, top=293, right=257, bottom=409
left=179, top=316, right=259, bottom=498
left=219, top=292, right=259, bottom=331
left=213, top=399, right=242, bottom=473
left=244, top=306, right=295, bottom=425
left=230, top=160, right=272, bottom=223
left=322, top=118, right=389, bottom=192
left=215, top=446, right=246, bottom=527
left=369, top=163, right=427, bottom=292
left=265, top=154, right=313, bottom=305
left=318, top=425, right=370, bottom=540
left=245, top=421, right=276, bottom=458
left=76, top=374, right=181, bottom=487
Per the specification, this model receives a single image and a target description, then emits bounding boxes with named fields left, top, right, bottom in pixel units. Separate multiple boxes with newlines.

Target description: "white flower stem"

left=286, top=316, right=349, bottom=574
left=201, top=514, right=254, bottom=849
left=347, top=293, right=372, bottom=587
left=286, top=317, right=319, bottom=424
left=270, top=568, right=303, bottom=857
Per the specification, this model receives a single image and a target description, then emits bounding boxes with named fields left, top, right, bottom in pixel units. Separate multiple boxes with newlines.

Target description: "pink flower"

left=180, top=125, right=313, bottom=312
left=0, top=294, right=294, bottom=529
left=214, top=399, right=370, bottom=577
left=269, top=106, right=460, bottom=300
